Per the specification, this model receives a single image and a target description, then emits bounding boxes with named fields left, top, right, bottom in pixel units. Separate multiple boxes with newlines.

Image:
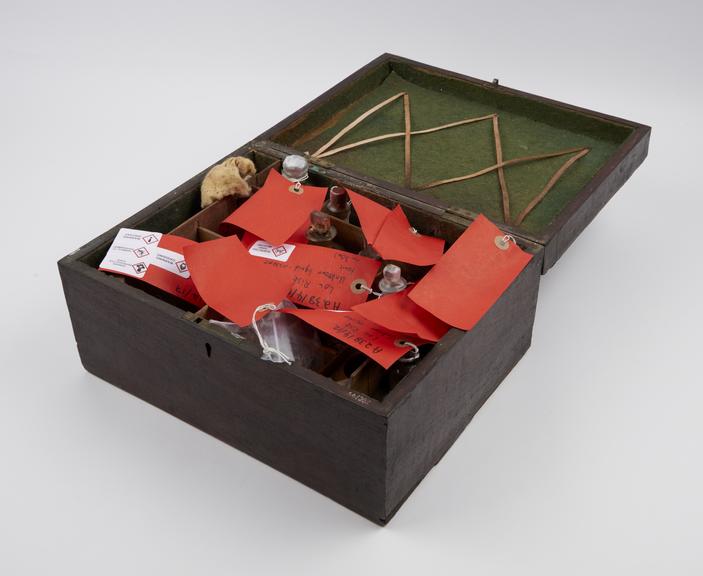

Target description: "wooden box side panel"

left=58, top=262, right=389, bottom=523
left=384, top=252, right=542, bottom=519
left=542, top=127, right=651, bottom=272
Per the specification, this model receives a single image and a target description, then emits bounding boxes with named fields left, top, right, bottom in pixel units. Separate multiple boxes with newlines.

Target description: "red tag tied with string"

left=183, top=235, right=291, bottom=326
left=372, top=205, right=445, bottom=266
left=184, top=236, right=380, bottom=324
left=221, top=169, right=327, bottom=245
left=352, top=289, right=450, bottom=342
left=252, top=243, right=381, bottom=311
left=240, top=218, right=310, bottom=249
left=408, top=214, right=533, bottom=331
left=280, top=308, right=424, bottom=369
left=347, top=189, right=389, bottom=243
left=347, top=190, right=444, bottom=266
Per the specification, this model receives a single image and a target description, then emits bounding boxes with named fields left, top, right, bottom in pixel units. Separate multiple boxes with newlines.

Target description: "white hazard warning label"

left=98, top=228, right=191, bottom=279
left=248, top=240, right=296, bottom=262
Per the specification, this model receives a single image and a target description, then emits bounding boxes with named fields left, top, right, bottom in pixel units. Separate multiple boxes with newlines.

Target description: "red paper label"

left=98, top=229, right=204, bottom=307
left=142, top=265, right=204, bottom=307
left=254, top=244, right=381, bottom=311
left=352, top=289, right=450, bottom=342
left=372, top=205, right=445, bottom=266
left=221, top=169, right=327, bottom=246
left=347, top=189, right=389, bottom=244
left=281, top=309, right=421, bottom=369
left=240, top=218, right=309, bottom=249
left=183, top=236, right=291, bottom=326
left=408, top=214, right=533, bottom=330
left=240, top=231, right=259, bottom=249
left=348, top=192, right=444, bottom=266
left=184, top=236, right=380, bottom=324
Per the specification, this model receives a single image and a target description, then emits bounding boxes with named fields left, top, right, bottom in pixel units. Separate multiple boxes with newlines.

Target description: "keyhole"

left=205, top=342, right=212, bottom=358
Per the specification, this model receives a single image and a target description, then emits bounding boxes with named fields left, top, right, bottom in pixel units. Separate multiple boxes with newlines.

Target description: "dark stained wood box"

left=58, top=55, right=648, bottom=524
left=59, top=144, right=542, bottom=524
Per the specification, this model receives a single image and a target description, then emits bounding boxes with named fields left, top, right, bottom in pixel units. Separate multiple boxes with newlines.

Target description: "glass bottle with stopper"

left=378, top=264, right=407, bottom=294
left=282, top=154, right=309, bottom=184
left=306, top=210, right=342, bottom=249
left=323, top=186, right=352, bottom=222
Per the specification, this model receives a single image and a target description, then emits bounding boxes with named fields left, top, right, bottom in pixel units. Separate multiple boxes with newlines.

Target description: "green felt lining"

left=274, top=64, right=633, bottom=235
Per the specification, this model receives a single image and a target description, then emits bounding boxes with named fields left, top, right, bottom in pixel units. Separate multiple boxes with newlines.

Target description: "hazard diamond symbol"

left=132, top=262, right=147, bottom=274
left=133, top=246, right=150, bottom=258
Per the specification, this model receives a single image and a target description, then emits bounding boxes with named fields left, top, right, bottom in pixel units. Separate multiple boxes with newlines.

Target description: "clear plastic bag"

left=209, top=301, right=320, bottom=368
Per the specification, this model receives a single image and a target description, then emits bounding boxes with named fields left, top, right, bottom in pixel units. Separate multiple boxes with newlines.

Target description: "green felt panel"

left=279, top=68, right=633, bottom=235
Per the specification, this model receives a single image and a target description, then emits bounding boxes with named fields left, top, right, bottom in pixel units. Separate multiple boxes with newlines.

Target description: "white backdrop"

left=1, top=1, right=700, bottom=574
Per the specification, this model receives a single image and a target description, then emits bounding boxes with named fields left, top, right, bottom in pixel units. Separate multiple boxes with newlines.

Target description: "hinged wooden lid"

left=254, top=54, right=650, bottom=273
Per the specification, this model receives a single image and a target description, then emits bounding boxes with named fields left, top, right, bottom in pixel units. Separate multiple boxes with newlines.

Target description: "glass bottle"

left=306, top=210, right=343, bottom=249
left=323, top=186, right=352, bottom=222
left=378, top=264, right=407, bottom=294
left=281, top=154, right=309, bottom=183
